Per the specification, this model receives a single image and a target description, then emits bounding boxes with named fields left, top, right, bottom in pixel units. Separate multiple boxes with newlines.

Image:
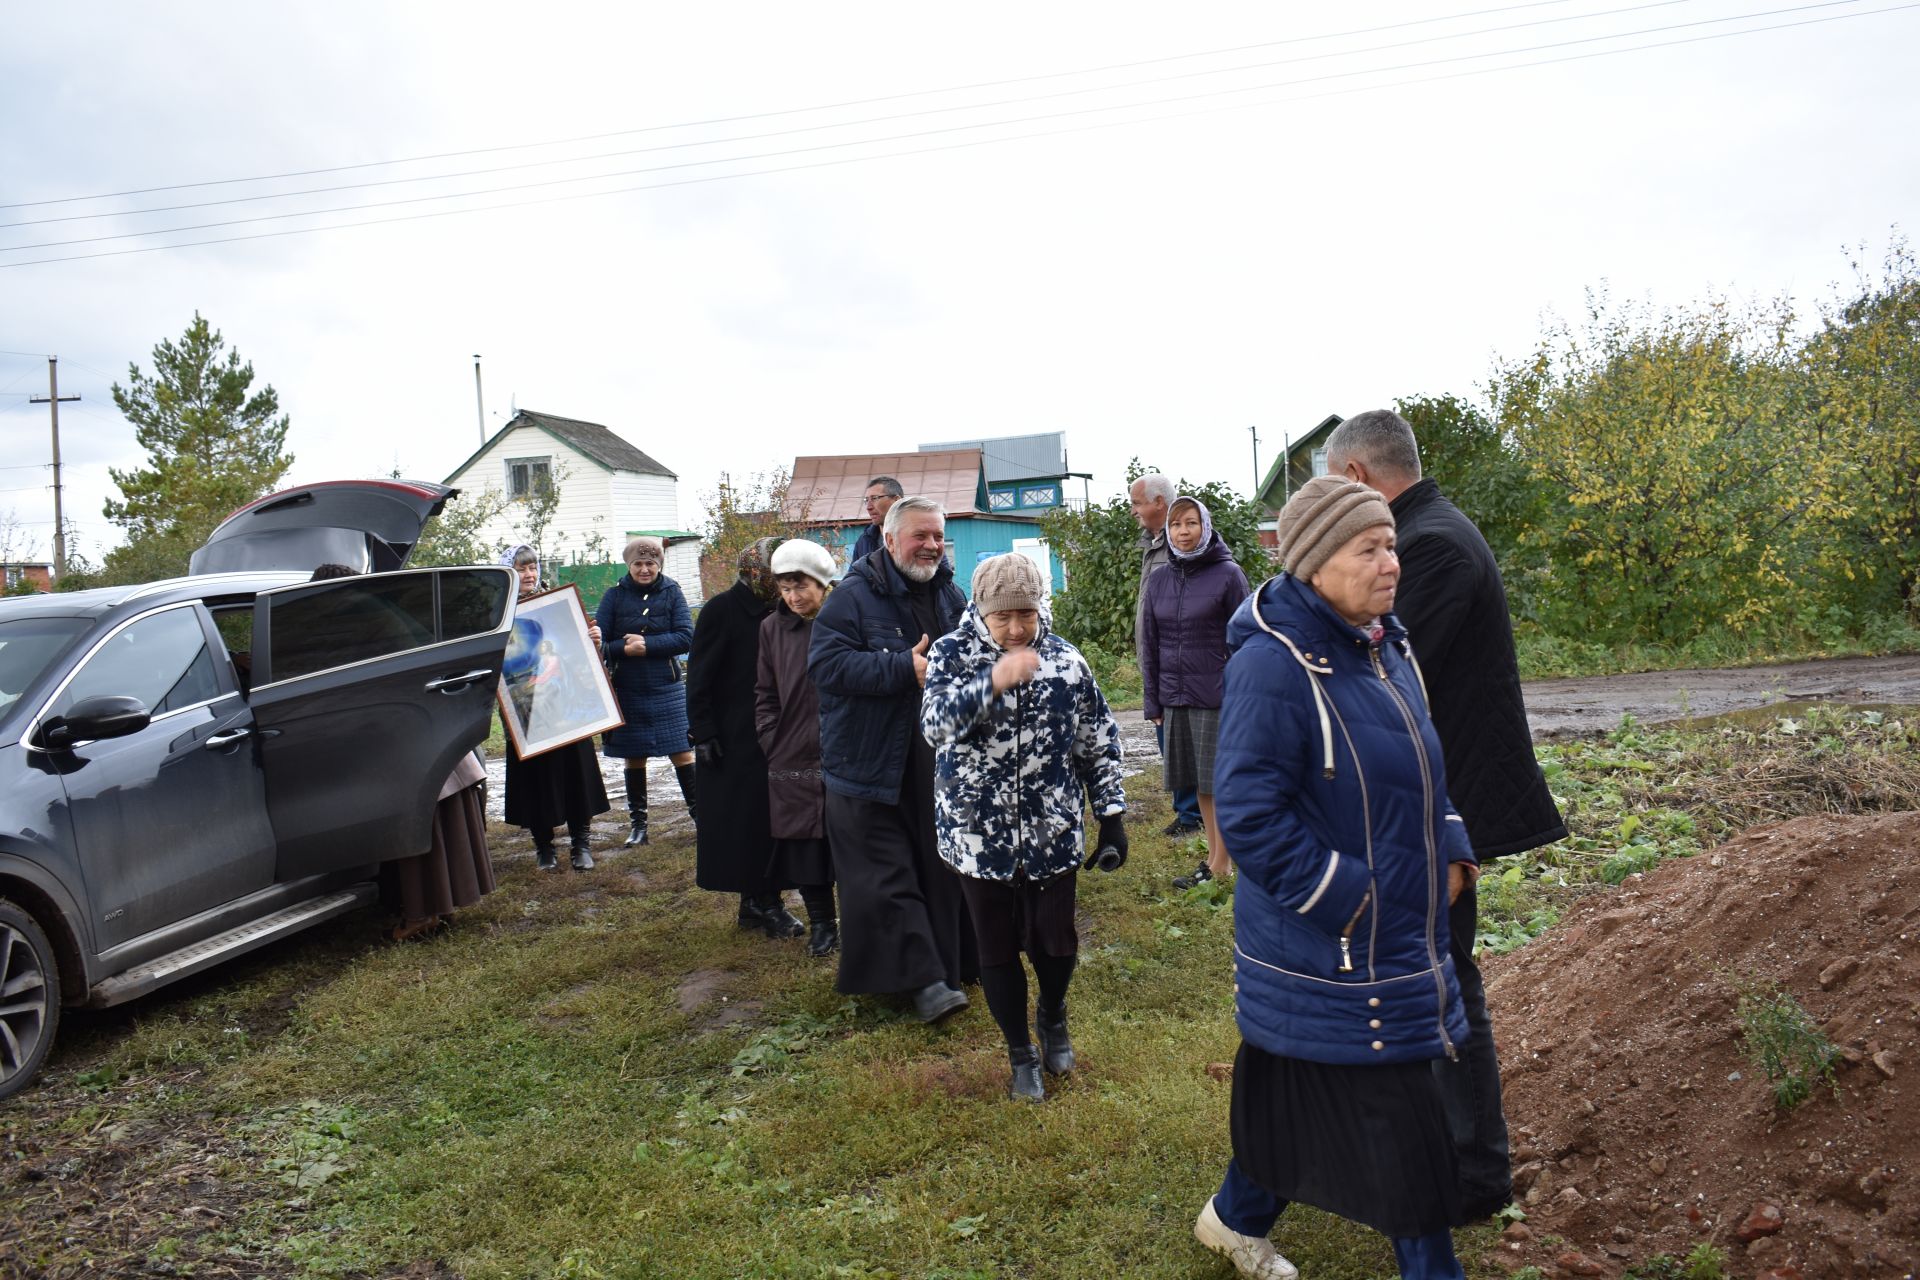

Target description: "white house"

left=443, top=408, right=705, bottom=603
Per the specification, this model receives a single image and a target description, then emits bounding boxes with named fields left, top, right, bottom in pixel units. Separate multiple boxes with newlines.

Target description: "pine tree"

left=97, top=313, right=294, bottom=583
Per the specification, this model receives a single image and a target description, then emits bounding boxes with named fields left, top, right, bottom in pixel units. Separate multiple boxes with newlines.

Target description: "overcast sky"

left=2, top=0, right=1915, bottom=563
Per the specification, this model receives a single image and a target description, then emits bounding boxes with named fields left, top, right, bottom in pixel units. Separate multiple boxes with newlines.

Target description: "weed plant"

left=1732, top=978, right=1841, bottom=1110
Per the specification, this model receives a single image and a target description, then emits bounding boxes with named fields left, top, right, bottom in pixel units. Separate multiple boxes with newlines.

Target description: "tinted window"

left=268, top=575, right=436, bottom=682
left=54, top=608, right=221, bottom=718
left=440, top=569, right=511, bottom=640
left=0, top=616, right=89, bottom=717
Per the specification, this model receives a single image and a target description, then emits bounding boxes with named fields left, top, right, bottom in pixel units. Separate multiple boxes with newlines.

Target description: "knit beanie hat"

left=771, top=538, right=836, bottom=588
left=623, top=536, right=665, bottom=566
left=1276, top=476, right=1394, bottom=583
left=972, top=553, right=1046, bottom=613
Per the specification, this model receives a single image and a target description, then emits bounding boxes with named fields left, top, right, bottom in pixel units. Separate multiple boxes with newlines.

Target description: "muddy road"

left=1514, top=652, right=1920, bottom=736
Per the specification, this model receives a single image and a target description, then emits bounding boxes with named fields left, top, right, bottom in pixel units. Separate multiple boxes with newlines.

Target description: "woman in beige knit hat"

left=1189, top=474, right=1481, bottom=1279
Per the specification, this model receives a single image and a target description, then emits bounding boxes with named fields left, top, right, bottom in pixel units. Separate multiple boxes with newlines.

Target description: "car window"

left=0, top=616, right=90, bottom=717
left=267, top=575, right=437, bottom=682
left=51, top=607, right=222, bottom=719
left=439, top=568, right=513, bottom=640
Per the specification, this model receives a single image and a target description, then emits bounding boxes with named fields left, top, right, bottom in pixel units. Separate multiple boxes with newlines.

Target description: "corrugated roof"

left=786, top=450, right=986, bottom=523
left=919, top=432, right=1067, bottom=484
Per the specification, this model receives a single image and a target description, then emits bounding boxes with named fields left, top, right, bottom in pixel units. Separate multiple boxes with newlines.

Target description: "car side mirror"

left=39, top=695, right=152, bottom=750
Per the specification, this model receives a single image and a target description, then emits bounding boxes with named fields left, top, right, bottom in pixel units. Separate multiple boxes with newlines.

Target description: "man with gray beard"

left=809, top=496, right=978, bottom=1021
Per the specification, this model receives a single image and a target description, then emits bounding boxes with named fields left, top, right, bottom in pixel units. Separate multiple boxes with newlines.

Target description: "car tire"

left=0, top=898, right=61, bottom=1102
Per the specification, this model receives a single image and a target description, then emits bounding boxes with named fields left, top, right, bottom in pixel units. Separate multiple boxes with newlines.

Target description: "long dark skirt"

left=1230, top=1041, right=1465, bottom=1237
left=771, top=836, right=833, bottom=889
left=386, top=783, right=494, bottom=923
left=504, top=737, right=609, bottom=833
left=824, top=790, right=977, bottom=996
left=955, top=870, right=1077, bottom=969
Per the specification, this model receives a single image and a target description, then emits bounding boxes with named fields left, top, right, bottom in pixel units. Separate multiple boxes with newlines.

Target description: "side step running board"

left=86, top=886, right=377, bottom=1008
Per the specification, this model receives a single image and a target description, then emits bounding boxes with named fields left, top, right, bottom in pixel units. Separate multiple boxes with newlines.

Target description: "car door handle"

left=425, top=668, right=494, bottom=693
left=204, top=727, right=252, bottom=749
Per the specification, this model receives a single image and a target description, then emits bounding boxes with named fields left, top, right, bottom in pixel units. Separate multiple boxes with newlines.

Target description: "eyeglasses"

left=863, top=494, right=890, bottom=507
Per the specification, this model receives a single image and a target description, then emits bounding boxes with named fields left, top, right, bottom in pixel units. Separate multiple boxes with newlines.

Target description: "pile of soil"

left=1485, top=811, right=1920, bottom=1279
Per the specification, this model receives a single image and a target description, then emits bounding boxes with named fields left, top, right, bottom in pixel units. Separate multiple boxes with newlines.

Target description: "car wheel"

left=0, top=899, right=61, bottom=1102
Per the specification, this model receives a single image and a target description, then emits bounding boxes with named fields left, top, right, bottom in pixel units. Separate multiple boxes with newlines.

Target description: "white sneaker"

left=1194, top=1197, right=1300, bottom=1280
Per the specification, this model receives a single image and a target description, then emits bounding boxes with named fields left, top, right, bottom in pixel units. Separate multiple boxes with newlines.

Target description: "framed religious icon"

left=496, top=584, right=624, bottom=758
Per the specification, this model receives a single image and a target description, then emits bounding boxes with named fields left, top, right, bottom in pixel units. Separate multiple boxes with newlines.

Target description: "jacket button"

left=1367, top=997, right=1381, bottom=1008
left=1371, top=1040, right=1384, bottom=1052
left=1232, top=984, right=1239, bottom=994
left=1369, top=1019, right=1382, bottom=1030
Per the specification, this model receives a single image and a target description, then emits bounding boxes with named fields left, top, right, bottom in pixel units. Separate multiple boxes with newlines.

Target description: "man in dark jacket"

left=1326, top=408, right=1568, bottom=1222
left=808, top=495, right=976, bottom=1022
left=687, top=538, right=804, bottom=939
left=847, top=475, right=902, bottom=564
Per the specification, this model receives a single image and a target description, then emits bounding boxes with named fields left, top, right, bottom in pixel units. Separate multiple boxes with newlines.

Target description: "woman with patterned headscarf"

left=685, top=537, right=805, bottom=937
left=596, top=535, right=697, bottom=848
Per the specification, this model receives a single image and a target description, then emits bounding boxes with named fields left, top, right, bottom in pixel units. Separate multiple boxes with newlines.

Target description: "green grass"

left=19, top=705, right=1918, bottom=1279
left=1513, top=614, right=1920, bottom=679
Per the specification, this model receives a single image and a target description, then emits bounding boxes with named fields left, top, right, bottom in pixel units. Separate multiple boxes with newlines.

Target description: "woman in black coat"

left=685, top=537, right=803, bottom=938
left=501, top=545, right=611, bottom=871
left=596, top=536, right=696, bottom=848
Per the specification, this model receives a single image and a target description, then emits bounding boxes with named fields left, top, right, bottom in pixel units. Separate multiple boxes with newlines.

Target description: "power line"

left=0, top=0, right=1877, bottom=257
left=0, top=0, right=1700, bottom=232
left=3, top=1, right=1910, bottom=270
left=0, top=0, right=1604, bottom=212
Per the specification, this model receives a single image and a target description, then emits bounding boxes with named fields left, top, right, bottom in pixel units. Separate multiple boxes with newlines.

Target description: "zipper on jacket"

left=1369, top=642, right=1457, bottom=1060
left=1337, top=890, right=1370, bottom=973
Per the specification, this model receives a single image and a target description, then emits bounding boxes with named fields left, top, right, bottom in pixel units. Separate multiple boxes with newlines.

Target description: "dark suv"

left=0, top=481, right=512, bottom=1100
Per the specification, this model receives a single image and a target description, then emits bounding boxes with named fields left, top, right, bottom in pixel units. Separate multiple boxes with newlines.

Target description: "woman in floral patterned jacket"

left=920, top=553, right=1127, bottom=1102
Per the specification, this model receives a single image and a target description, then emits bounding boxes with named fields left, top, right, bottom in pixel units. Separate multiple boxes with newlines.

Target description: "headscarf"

left=738, top=536, right=783, bottom=601
left=503, top=543, right=541, bottom=598
left=1166, top=495, right=1217, bottom=562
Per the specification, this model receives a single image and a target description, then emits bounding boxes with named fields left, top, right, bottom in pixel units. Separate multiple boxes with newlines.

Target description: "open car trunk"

left=189, top=480, right=457, bottom=576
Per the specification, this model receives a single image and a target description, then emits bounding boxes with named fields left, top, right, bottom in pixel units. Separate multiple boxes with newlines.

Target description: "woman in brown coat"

left=754, top=539, right=839, bottom=955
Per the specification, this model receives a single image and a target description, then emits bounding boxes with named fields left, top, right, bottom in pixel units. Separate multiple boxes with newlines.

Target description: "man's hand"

left=623, top=633, right=647, bottom=657
left=911, top=634, right=932, bottom=687
left=695, top=739, right=724, bottom=769
left=1448, top=860, right=1480, bottom=905
left=990, top=647, right=1041, bottom=694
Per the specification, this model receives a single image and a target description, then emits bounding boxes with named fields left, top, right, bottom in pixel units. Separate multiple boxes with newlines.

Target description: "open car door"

left=189, top=480, right=457, bottom=576
left=245, top=566, right=513, bottom=880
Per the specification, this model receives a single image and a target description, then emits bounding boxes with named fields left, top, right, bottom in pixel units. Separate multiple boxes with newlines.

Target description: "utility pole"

left=473, top=354, right=487, bottom=446
left=1249, top=424, right=1261, bottom=501
left=29, top=356, right=79, bottom=581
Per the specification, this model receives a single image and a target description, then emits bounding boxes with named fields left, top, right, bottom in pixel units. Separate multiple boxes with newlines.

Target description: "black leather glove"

left=695, top=739, right=724, bottom=769
left=1086, top=812, right=1128, bottom=872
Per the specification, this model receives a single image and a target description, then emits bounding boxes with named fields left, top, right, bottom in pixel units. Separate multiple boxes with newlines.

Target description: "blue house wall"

left=800, top=515, right=1065, bottom=594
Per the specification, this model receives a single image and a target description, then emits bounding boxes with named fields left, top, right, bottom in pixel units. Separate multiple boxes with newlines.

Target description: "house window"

left=507, top=457, right=552, bottom=499
left=1020, top=485, right=1059, bottom=508
left=1310, top=448, right=1329, bottom=477
left=989, top=489, right=1016, bottom=510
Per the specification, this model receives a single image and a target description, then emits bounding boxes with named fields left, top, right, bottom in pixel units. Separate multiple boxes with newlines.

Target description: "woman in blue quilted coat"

left=921, top=553, right=1127, bottom=1103
left=1191, top=477, right=1481, bottom=1280
left=596, top=536, right=696, bottom=848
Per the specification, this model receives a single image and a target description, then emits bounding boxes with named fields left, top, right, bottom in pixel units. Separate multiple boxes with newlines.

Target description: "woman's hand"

left=990, top=647, right=1041, bottom=694
left=1448, top=860, right=1480, bottom=905
left=623, top=633, right=647, bottom=656
left=586, top=621, right=602, bottom=646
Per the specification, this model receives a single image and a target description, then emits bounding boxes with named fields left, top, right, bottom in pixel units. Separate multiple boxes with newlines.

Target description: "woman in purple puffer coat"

left=1139, top=495, right=1249, bottom=889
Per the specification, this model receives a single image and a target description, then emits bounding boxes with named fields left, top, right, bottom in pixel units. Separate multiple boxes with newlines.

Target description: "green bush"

left=1733, top=978, right=1840, bottom=1110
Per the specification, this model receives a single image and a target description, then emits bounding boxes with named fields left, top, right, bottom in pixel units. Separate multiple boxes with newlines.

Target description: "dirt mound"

left=1485, top=811, right=1920, bottom=1279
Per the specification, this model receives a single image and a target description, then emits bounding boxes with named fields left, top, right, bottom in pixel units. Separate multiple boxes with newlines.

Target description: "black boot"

left=740, top=892, right=803, bottom=939
left=568, top=820, right=594, bottom=871
left=675, top=761, right=698, bottom=825
left=800, top=886, right=838, bottom=956
left=532, top=831, right=558, bottom=872
left=1007, top=1044, right=1045, bottom=1102
left=624, top=767, right=649, bottom=847
left=1035, top=1001, right=1075, bottom=1076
